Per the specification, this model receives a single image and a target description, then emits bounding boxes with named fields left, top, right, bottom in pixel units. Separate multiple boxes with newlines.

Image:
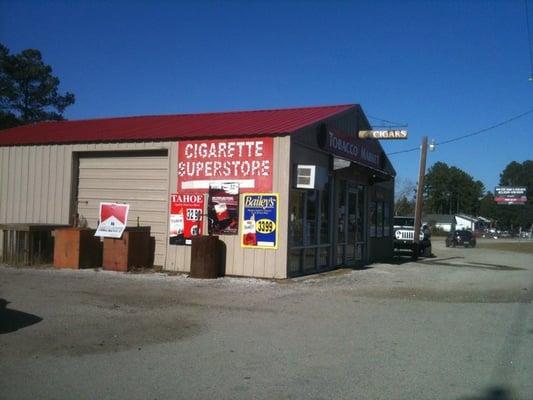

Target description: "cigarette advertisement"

left=241, top=193, right=279, bottom=249
left=208, top=182, right=239, bottom=235
left=169, top=193, right=204, bottom=245
left=95, top=202, right=130, bottom=238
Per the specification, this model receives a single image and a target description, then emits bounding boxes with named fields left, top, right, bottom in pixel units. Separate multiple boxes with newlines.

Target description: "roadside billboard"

left=494, top=187, right=527, bottom=205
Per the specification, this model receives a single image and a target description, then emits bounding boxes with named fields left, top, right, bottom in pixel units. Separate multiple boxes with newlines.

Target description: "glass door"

left=288, top=185, right=332, bottom=276
left=355, top=185, right=366, bottom=264
left=334, top=181, right=366, bottom=267
left=345, top=191, right=358, bottom=263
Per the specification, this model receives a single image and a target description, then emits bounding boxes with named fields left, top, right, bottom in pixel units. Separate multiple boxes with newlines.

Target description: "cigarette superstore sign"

left=178, top=138, right=273, bottom=192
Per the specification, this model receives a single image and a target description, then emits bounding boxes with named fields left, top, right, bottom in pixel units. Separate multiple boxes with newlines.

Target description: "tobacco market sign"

left=318, top=127, right=386, bottom=172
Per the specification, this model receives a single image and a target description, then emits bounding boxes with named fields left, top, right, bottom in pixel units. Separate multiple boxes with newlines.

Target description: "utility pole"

left=413, top=136, right=428, bottom=259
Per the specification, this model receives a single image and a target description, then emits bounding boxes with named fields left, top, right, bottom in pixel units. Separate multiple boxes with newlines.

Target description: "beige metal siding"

left=1, top=138, right=288, bottom=278
left=77, top=154, right=169, bottom=266
left=164, top=136, right=290, bottom=278
left=0, top=142, right=171, bottom=264
left=0, top=145, right=73, bottom=224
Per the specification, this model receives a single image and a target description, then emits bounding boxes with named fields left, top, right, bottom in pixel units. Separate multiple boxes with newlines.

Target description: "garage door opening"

left=73, top=150, right=169, bottom=267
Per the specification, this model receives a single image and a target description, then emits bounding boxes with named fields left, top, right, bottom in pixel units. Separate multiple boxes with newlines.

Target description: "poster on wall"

left=95, top=202, right=130, bottom=238
left=169, top=193, right=205, bottom=245
left=208, top=182, right=239, bottom=235
left=241, top=193, right=279, bottom=249
left=177, top=138, right=273, bottom=193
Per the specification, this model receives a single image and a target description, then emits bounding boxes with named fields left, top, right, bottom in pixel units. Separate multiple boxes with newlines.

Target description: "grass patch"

left=476, top=241, right=533, bottom=254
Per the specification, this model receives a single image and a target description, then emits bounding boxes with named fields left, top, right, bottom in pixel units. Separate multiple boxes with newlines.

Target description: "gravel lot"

left=1, top=240, right=532, bottom=400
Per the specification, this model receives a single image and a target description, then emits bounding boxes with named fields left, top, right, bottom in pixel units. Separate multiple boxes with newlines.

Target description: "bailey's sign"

left=358, top=130, right=408, bottom=139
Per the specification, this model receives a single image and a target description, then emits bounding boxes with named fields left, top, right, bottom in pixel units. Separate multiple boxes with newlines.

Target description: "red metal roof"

left=0, top=104, right=357, bottom=146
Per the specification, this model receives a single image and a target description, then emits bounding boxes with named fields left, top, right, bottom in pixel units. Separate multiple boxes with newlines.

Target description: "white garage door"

left=77, top=152, right=169, bottom=266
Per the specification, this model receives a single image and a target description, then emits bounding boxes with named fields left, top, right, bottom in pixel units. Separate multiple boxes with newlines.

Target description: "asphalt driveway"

left=1, top=240, right=532, bottom=400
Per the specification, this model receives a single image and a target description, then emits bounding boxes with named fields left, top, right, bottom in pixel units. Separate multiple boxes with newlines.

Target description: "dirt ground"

left=476, top=239, right=533, bottom=254
left=1, top=239, right=532, bottom=400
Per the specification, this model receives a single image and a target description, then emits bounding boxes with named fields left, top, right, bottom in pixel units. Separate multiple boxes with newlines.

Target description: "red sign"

left=95, top=202, right=130, bottom=238
left=169, top=193, right=205, bottom=245
left=495, top=197, right=527, bottom=205
left=101, top=203, right=128, bottom=224
left=177, top=138, right=273, bottom=193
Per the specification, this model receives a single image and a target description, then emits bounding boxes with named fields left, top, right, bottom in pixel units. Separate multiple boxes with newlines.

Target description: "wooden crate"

left=190, top=236, right=224, bottom=279
left=53, top=228, right=102, bottom=269
left=102, top=227, right=151, bottom=272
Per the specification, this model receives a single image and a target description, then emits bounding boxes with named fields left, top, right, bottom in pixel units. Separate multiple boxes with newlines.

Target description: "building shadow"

left=0, top=299, right=43, bottom=334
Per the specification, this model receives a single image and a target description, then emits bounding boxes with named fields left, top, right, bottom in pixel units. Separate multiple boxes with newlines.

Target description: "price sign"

left=241, top=193, right=279, bottom=249
left=256, top=219, right=276, bottom=234
left=186, top=208, right=202, bottom=221
left=169, top=193, right=205, bottom=245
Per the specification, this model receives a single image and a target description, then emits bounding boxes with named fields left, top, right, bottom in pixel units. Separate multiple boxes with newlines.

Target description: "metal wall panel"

left=1, top=138, right=289, bottom=277
left=164, top=137, right=290, bottom=278
left=0, top=142, right=171, bottom=266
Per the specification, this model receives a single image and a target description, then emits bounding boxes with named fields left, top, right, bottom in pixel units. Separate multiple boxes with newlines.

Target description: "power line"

left=388, top=108, right=533, bottom=155
left=366, top=114, right=407, bottom=127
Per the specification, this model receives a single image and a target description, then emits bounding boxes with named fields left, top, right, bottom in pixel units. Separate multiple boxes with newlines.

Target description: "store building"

left=0, top=104, right=395, bottom=278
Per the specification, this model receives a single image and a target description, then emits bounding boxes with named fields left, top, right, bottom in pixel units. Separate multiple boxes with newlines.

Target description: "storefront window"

left=289, top=190, right=305, bottom=246
left=384, top=202, right=390, bottom=236
left=318, top=247, right=328, bottom=268
left=337, top=180, right=346, bottom=243
left=320, top=184, right=329, bottom=244
left=289, top=249, right=303, bottom=275
left=357, top=186, right=365, bottom=242
left=336, top=245, right=344, bottom=265
left=288, top=186, right=330, bottom=275
left=356, top=244, right=363, bottom=261
left=304, top=249, right=316, bottom=273
left=369, top=202, right=377, bottom=238
left=377, top=202, right=383, bottom=238
left=305, top=190, right=317, bottom=245
left=288, top=177, right=333, bottom=275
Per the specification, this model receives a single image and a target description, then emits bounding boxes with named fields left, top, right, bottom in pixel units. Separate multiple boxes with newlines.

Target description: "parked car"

left=445, top=230, right=476, bottom=248
left=393, top=216, right=432, bottom=259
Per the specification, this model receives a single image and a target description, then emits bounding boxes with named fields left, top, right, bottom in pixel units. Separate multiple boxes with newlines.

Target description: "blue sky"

left=1, top=0, right=532, bottom=193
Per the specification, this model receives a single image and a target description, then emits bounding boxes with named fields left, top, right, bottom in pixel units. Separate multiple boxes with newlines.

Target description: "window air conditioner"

left=296, top=165, right=316, bottom=189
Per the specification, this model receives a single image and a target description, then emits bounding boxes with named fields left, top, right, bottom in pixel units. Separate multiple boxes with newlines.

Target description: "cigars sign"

left=178, top=138, right=273, bottom=193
